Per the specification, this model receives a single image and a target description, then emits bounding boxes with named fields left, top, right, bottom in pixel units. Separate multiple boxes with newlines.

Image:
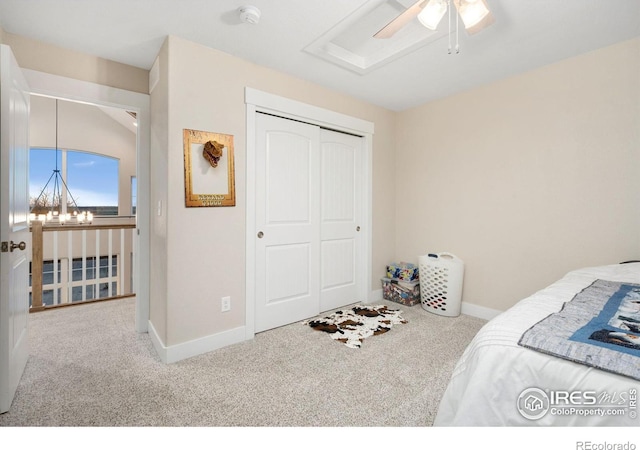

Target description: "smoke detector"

left=239, top=6, right=261, bottom=24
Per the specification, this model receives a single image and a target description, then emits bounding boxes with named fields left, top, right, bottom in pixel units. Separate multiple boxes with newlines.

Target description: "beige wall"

left=3, top=32, right=148, bottom=94
left=395, top=37, right=640, bottom=312
left=153, top=35, right=396, bottom=346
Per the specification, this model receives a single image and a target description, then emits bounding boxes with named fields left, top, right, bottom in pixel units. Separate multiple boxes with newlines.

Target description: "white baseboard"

left=369, top=288, right=501, bottom=321
left=461, top=302, right=502, bottom=321
left=147, top=320, right=164, bottom=361
left=148, top=320, right=247, bottom=364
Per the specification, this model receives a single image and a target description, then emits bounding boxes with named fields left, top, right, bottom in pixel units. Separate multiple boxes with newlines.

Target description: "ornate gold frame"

left=183, top=129, right=235, bottom=207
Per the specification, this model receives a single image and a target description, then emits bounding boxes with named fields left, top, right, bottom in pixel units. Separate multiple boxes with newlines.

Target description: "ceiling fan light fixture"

left=456, top=0, right=490, bottom=30
left=417, top=0, right=448, bottom=31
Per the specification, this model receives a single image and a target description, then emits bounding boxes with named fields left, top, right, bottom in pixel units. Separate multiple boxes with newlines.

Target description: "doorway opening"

left=28, top=96, right=138, bottom=308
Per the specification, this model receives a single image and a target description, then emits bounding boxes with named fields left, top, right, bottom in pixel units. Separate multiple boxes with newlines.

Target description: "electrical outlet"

left=221, top=296, right=231, bottom=312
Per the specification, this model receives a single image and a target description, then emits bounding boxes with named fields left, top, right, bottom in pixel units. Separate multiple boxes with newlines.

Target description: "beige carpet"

left=0, top=297, right=486, bottom=427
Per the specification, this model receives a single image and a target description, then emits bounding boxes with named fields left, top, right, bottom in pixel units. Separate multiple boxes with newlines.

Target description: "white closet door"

left=254, top=113, right=320, bottom=333
left=319, top=129, right=362, bottom=312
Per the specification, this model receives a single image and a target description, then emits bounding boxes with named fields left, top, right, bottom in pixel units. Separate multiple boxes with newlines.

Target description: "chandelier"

left=29, top=98, right=93, bottom=225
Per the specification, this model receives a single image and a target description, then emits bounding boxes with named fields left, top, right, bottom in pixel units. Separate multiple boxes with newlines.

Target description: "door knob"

left=10, top=241, right=26, bottom=252
left=257, top=231, right=264, bottom=239
left=356, top=226, right=361, bottom=232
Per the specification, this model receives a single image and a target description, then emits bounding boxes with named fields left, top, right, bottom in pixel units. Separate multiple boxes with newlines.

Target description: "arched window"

left=30, top=148, right=119, bottom=216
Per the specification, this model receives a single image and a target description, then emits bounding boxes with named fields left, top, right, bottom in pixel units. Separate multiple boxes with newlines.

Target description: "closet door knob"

left=257, top=231, right=264, bottom=239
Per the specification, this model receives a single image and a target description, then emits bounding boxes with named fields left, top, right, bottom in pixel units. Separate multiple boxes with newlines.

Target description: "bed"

left=434, top=262, right=640, bottom=426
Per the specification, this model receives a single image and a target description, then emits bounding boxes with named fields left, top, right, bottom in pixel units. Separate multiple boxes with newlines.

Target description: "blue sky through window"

left=30, top=148, right=119, bottom=208
left=131, top=176, right=137, bottom=215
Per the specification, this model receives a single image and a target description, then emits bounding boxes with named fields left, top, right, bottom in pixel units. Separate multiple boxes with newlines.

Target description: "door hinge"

left=1, top=242, right=8, bottom=253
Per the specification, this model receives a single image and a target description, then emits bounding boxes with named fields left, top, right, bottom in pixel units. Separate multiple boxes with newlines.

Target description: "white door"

left=255, top=113, right=321, bottom=333
left=254, top=114, right=364, bottom=332
left=319, top=129, right=362, bottom=312
left=0, top=45, right=30, bottom=413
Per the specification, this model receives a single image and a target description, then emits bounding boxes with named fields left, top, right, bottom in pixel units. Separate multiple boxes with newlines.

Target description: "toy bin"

left=381, top=277, right=421, bottom=306
left=386, top=262, right=419, bottom=282
left=419, top=253, right=464, bottom=317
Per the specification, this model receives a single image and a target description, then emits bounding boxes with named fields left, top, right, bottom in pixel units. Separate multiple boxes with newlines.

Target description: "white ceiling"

left=1, top=0, right=639, bottom=111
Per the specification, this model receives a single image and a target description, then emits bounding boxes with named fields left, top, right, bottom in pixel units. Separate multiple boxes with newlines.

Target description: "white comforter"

left=434, top=263, right=640, bottom=426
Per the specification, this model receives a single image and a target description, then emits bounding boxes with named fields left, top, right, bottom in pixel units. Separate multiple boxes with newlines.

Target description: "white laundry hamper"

left=419, top=253, right=464, bottom=317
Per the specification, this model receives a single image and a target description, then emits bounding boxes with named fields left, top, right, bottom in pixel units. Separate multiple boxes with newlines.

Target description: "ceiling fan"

left=374, top=0, right=495, bottom=39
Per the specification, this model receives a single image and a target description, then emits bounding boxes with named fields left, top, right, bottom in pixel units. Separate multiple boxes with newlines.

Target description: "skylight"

left=304, top=0, right=441, bottom=75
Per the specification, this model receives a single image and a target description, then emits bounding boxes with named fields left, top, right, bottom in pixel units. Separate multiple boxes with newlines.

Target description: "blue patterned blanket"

left=519, top=279, right=640, bottom=381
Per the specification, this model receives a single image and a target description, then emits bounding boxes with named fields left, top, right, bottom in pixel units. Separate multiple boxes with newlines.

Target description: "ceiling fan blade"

left=374, top=0, right=429, bottom=39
